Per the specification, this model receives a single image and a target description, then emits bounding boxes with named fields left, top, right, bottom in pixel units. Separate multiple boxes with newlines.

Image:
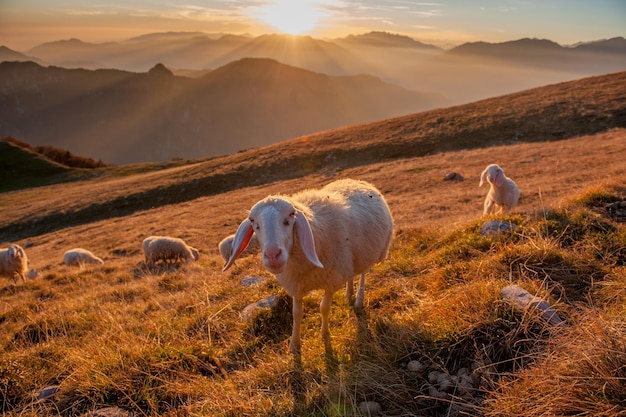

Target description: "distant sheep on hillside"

left=142, top=236, right=199, bottom=265
left=0, top=244, right=29, bottom=283
left=479, top=164, right=520, bottom=215
left=218, top=233, right=259, bottom=262
left=63, top=248, right=104, bottom=267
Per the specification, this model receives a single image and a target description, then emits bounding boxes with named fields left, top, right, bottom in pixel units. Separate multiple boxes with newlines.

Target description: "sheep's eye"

left=283, top=219, right=290, bottom=226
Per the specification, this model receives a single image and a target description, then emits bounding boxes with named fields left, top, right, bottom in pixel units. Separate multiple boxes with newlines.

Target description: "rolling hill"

left=0, top=59, right=444, bottom=164
left=1, top=70, right=625, bottom=243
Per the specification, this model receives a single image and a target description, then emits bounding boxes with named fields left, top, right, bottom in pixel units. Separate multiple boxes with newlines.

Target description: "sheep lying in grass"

left=480, top=164, right=520, bottom=215
left=223, top=178, right=394, bottom=353
left=218, top=233, right=259, bottom=262
left=0, top=244, right=29, bottom=283
left=142, top=236, right=199, bottom=265
left=63, top=248, right=104, bottom=267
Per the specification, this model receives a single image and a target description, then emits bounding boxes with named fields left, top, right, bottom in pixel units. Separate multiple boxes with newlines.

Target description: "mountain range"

left=0, top=58, right=444, bottom=164
left=1, top=31, right=625, bottom=163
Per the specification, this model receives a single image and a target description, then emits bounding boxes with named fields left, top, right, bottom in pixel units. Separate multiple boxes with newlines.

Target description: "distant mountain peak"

left=338, top=31, right=440, bottom=50
left=148, top=63, right=173, bottom=77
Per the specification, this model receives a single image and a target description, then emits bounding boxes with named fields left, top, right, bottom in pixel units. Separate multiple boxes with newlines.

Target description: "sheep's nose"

left=264, top=246, right=282, bottom=262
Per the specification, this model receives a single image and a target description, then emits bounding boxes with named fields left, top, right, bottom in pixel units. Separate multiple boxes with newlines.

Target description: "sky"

left=1, top=0, right=625, bottom=51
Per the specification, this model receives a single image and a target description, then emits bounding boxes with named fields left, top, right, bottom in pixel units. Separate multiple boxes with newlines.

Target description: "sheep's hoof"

left=289, top=341, right=301, bottom=354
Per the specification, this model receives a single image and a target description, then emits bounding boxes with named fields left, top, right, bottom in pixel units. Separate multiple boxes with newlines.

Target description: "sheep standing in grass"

left=480, top=164, right=520, bottom=215
left=143, top=236, right=199, bottom=265
left=0, top=244, right=29, bottom=283
left=223, top=178, right=394, bottom=353
left=218, top=233, right=259, bottom=262
left=63, top=248, right=104, bottom=267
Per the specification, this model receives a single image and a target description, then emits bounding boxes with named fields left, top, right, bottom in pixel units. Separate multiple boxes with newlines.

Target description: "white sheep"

left=223, top=178, right=394, bottom=353
left=218, top=233, right=259, bottom=262
left=63, top=248, right=104, bottom=267
left=479, top=164, right=520, bottom=215
left=0, top=244, right=29, bottom=283
left=142, top=236, right=199, bottom=265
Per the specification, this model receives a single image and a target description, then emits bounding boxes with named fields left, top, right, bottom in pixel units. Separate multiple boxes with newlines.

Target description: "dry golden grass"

left=1, top=127, right=625, bottom=416
left=1, top=71, right=625, bottom=416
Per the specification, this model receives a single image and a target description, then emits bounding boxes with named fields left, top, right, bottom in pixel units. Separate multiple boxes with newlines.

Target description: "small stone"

left=480, top=220, right=517, bottom=237
left=407, top=360, right=426, bottom=373
left=358, top=401, right=382, bottom=415
left=428, top=371, right=440, bottom=384
left=241, top=276, right=266, bottom=286
left=240, top=295, right=279, bottom=321
left=37, top=385, right=59, bottom=401
left=257, top=295, right=278, bottom=308
left=444, top=172, right=464, bottom=181
left=501, top=284, right=564, bottom=326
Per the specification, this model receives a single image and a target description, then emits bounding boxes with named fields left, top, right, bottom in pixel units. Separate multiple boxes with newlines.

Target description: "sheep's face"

left=481, top=164, right=505, bottom=187
left=249, top=198, right=296, bottom=274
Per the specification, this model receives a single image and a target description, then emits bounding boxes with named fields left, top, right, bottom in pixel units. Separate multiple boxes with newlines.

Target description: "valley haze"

left=1, top=31, right=625, bottom=164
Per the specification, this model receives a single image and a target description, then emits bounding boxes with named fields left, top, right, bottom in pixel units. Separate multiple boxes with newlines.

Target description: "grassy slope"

left=1, top=71, right=625, bottom=241
left=0, top=140, right=72, bottom=192
left=0, top=73, right=625, bottom=416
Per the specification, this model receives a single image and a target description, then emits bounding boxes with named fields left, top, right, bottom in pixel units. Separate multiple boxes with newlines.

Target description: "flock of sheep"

left=1, top=164, right=519, bottom=353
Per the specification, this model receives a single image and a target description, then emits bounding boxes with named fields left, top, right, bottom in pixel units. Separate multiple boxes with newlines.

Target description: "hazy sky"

left=1, top=0, right=625, bottom=50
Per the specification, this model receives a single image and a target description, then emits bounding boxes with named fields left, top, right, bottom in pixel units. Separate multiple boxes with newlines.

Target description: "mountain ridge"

left=0, top=58, right=444, bottom=164
left=4, top=31, right=623, bottom=113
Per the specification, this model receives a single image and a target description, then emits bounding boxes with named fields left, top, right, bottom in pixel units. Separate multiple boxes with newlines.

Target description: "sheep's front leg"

left=320, top=291, right=333, bottom=340
left=354, top=273, right=366, bottom=308
left=483, top=196, right=494, bottom=215
left=290, top=296, right=304, bottom=353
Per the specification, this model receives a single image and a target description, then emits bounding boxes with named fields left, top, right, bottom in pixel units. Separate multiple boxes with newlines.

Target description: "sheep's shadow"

left=290, top=351, right=307, bottom=409
left=288, top=299, right=375, bottom=412
left=353, top=304, right=375, bottom=356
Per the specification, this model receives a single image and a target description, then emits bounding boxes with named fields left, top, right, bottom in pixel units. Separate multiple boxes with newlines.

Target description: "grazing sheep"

left=142, top=236, right=199, bottom=265
left=0, top=244, right=29, bottom=283
left=479, top=164, right=520, bottom=215
left=63, top=248, right=104, bottom=266
left=223, top=178, right=394, bottom=353
left=218, top=233, right=259, bottom=262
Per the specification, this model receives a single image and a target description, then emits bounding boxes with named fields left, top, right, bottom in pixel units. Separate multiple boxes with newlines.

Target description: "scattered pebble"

left=480, top=220, right=517, bottom=237
left=359, top=401, right=382, bottom=415
left=501, top=284, right=563, bottom=326
left=407, top=360, right=426, bottom=373
left=36, top=385, right=58, bottom=401
left=241, top=276, right=267, bottom=286
left=443, top=172, right=464, bottom=182
left=240, top=295, right=279, bottom=322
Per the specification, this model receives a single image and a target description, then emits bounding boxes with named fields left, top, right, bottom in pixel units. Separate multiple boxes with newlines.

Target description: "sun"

left=254, top=0, right=327, bottom=35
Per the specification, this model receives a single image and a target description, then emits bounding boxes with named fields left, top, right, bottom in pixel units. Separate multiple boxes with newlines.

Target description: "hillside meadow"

left=1, top=125, right=625, bottom=416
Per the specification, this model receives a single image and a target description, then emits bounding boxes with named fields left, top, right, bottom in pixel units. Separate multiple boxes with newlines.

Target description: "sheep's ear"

left=494, top=169, right=505, bottom=187
left=223, top=219, right=254, bottom=272
left=479, top=168, right=487, bottom=187
left=294, top=211, right=324, bottom=268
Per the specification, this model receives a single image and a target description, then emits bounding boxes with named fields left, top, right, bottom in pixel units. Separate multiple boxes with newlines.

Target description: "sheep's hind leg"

left=345, top=278, right=354, bottom=300
left=354, top=273, right=366, bottom=309
left=290, top=296, right=304, bottom=353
